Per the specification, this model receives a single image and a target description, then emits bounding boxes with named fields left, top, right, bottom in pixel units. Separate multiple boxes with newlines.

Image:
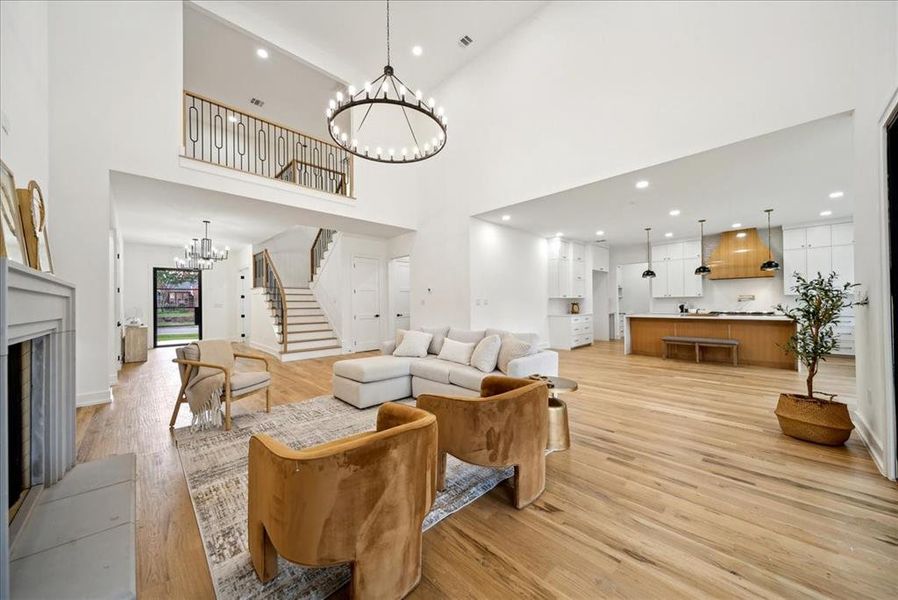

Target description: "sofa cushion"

left=448, top=364, right=491, bottom=391
left=437, top=338, right=476, bottom=365
left=410, top=358, right=454, bottom=384
left=230, top=371, right=271, bottom=394
left=334, top=356, right=412, bottom=383
left=497, top=335, right=538, bottom=374
left=470, top=334, right=501, bottom=372
left=394, top=330, right=433, bottom=358
left=419, top=326, right=450, bottom=354
left=447, top=328, right=486, bottom=344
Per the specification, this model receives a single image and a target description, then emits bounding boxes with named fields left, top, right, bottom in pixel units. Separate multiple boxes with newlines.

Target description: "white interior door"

left=238, top=267, right=249, bottom=342
left=352, top=256, right=382, bottom=352
left=390, top=258, right=411, bottom=332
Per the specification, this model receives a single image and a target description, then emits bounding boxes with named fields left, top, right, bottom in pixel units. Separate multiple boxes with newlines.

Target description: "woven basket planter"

left=774, top=394, right=854, bottom=446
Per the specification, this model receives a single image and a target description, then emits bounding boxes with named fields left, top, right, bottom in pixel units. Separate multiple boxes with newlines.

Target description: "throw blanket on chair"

left=186, top=340, right=235, bottom=429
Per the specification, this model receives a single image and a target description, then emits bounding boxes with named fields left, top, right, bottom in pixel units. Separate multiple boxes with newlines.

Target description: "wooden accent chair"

left=416, top=375, right=549, bottom=509
left=248, top=403, right=437, bottom=599
left=169, top=343, right=271, bottom=431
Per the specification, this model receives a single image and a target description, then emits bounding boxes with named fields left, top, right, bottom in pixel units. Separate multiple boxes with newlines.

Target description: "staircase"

left=253, top=250, right=342, bottom=362
left=310, top=228, right=337, bottom=283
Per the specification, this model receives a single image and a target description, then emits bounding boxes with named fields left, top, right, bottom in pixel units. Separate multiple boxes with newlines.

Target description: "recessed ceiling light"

left=555, top=232, right=564, bottom=237
left=664, top=232, right=674, bottom=238
left=732, top=223, right=742, bottom=228
left=595, top=230, right=604, bottom=236
left=256, top=48, right=269, bottom=59
left=412, top=45, right=423, bottom=56
left=501, top=214, right=511, bottom=221
left=669, top=209, right=680, bottom=216
left=829, top=191, right=844, bottom=199
left=820, top=210, right=833, bottom=216
left=635, top=180, right=650, bottom=189
left=736, top=232, right=747, bottom=238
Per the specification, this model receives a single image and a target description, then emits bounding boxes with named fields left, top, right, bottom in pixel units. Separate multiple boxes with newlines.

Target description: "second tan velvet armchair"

left=416, top=375, right=549, bottom=509
left=247, top=402, right=437, bottom=599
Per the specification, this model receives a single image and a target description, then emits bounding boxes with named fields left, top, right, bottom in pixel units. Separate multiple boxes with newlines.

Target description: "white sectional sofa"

left=332, top=327, right=559, bottom=408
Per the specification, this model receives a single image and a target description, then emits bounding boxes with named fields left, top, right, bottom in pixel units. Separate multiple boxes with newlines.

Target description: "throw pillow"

left=437, top=338, right=476, bottom=365
left=497, top=335, right=538, bottom=374
left=395, top=329, right=408, bottom=347
left=470, top=334, right=502, bottom=373
left=393, top=330, right=433, bottom=358
left=447, top=327, right=486, bottom=345
left=418, top=326, right=450, bottom=354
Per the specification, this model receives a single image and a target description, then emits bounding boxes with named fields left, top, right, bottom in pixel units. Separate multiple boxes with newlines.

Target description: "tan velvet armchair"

left=416, top=375, right=549, bottom=509
left=170, top=343, right=271, bottom=431
left=248, top=402, right=437, bottom=599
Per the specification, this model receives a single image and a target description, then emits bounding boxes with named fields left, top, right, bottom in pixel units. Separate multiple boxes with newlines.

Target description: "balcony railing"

left=182, top=91, right=353, bottom=198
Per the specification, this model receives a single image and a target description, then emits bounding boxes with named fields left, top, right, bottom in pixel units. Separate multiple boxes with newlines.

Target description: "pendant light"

left=694, top=219, right=711, bottom=275
left=760, top=208, right=780, bottom=271
left=641, top=227, right=656, bottom=278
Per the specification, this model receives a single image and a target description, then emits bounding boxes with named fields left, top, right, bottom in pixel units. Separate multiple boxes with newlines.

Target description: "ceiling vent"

left=458, top=35, right=473, bottom=48
left=250, top=97, right=265, bottom=107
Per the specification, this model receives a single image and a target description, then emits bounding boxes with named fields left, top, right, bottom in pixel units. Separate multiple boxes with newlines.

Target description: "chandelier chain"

left=386, top=0, right=391, bottom=66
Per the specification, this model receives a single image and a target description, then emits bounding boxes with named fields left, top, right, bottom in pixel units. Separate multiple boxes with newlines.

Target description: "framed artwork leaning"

left=18, top=180, right=53, bottom=272
left=1, top=159, right=29, bottom=265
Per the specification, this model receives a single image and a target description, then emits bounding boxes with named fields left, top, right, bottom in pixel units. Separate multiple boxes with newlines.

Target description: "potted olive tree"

left=774, top=272, right=859, bottom=445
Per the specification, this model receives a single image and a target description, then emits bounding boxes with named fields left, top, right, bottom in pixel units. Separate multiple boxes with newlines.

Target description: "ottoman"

left=332, top=355, right=413, bottom=408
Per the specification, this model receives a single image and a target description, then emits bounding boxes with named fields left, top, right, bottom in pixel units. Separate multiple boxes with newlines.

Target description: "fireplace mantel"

left=1, top=258, right=77, bottom=599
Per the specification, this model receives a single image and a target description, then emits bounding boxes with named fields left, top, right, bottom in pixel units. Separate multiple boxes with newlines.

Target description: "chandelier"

left=174, top=220, right=229, bottom=270
left=324, top=0, right=447, bottom=164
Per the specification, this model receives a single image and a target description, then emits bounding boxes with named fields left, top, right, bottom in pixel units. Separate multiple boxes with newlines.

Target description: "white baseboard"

left=249, top=341, right=281, bottom=358
left=77, top=388, right=113, bottom=407
left=850, top=407, right=888, bottom=478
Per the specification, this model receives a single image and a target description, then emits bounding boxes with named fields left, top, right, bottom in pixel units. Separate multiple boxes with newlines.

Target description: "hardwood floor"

left=75, top=342, right=898, bottom=599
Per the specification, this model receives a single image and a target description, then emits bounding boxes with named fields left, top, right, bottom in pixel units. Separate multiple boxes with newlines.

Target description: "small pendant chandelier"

left=694, top=219, right=711, bottom=275
left=175, top=220, right=229, bottom=270
left=324, top=0, right=447, bottom=164
left=760, top=208, right=780, bottom=271
left=641, top=227, right=657, bottom=278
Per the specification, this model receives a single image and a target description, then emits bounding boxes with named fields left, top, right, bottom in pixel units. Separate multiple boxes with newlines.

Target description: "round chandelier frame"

left=324, top=0, right=448, bottom=164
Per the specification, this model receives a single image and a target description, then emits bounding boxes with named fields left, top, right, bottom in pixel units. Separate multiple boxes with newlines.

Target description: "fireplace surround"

left=1, top=258, right=76, bottom=598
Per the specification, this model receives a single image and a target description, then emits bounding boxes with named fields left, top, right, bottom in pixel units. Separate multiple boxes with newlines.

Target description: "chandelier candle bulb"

left=336, top=91, right=344, bottom=102
left=329, top=99, right=336, bottom=110
left=348, top=85, right=356, bottom=96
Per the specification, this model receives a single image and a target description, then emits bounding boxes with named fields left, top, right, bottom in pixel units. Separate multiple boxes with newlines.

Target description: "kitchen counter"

left=625, top=313, right=793, bottom=322
left=624, top=314, right=797, bottom=369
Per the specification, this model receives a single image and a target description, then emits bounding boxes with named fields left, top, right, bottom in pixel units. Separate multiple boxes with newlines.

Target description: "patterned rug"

left=173, top=395, right=514, bottom=599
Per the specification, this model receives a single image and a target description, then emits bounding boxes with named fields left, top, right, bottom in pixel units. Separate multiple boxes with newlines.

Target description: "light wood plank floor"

left=75, top=342, right=898, bottom=599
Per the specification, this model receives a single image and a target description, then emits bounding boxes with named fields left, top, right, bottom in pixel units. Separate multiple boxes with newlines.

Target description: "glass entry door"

left=153, top=268, right=202, bottom=347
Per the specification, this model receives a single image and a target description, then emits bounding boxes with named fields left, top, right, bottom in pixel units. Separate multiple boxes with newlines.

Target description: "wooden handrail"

left=310, top=229, right=336, bottom=283
left=253, top=249, right=289, bottom=353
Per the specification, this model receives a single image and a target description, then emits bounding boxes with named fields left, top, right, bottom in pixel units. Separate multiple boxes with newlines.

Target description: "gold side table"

left=530, top=375, right=577, bottom=451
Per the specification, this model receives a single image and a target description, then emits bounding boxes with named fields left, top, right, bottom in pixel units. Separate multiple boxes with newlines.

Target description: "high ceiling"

left=475, top=113, right=854, bottom=245
left=197, top=1, right=548, bottom=92
left=111, top=172, right=411, bottom=248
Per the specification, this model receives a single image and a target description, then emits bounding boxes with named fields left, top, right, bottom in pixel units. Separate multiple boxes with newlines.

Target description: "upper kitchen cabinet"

left=547, top=238, right=585, bottom=298
left=782, top=222, right=854, bottom=295
left=650, top=240, right=703, bottom=298
left=592, top=245, right=610, bottom=272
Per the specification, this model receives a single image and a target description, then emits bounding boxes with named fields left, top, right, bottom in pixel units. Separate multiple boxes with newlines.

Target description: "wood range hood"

left=707, top=228, right=775, bottom=280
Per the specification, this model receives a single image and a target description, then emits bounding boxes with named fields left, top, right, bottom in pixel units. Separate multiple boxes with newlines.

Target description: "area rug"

left=173, top=395, right=514, bottom=599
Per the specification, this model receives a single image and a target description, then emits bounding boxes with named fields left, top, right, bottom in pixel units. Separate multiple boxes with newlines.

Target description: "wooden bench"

left=662, top=336, right=739, bottom=366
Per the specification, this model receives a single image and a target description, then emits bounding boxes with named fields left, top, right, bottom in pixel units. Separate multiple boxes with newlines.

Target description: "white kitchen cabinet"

left=572, top=268, right=586, bottom=297
left=571, top=242, right=585, bottom=263
left=831, top=223, right=854, bottom=245
left=805, top=225, right=831, bottom=248
left=548, top=314, right=593, bottom=350
left=783, top=228, right=806, bottom=250
left=592, top=245, right=610, bottom=272
left=683, top=257, right=704, bottom=297
left=783, top=247, right=806, bottom=293
left=805, top=246, right=832, bottom=278
left=682, top=240, right=701, bottom=259
left=651, top=262, right=669, bottom=298
left=547, top=239, right=582, bottom=298
left=666, top=259, right=685, bottom=297
left=831, top=244, right=855, bottom=286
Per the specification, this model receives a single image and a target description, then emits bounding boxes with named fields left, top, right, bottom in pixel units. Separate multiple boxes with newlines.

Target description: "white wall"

left=0, top=1, right=49, bottom=202
left=849, top=2, right=898, bottom=478
left=121, top=241, right=247, bottom=348
left=469, top=219, right=549, bottom=341
left=254, top=225, right=319, bottom=286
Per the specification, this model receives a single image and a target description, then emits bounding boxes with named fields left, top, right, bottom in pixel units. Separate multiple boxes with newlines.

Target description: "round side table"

left=530, top=375, right=577, bottom=451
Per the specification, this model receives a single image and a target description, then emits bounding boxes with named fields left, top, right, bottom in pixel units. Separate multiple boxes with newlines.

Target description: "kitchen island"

left=624, top=313, right=797, bottom=370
